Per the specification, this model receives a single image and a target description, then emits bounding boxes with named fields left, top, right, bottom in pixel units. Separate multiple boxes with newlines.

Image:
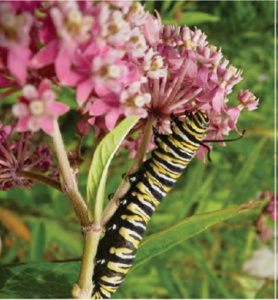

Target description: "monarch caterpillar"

left=91, top=110, right=210, bottom=299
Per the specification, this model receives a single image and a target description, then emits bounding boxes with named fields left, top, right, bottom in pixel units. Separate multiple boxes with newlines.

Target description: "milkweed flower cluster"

left=0, top=122, right=57, bottom=191
left=0, top=0, right=259, bottom=166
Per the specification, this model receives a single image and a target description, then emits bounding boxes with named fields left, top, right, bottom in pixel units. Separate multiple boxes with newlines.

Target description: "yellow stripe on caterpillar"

left=107, top=261, right=132, bottom=274
left=99, top=284, right=117, bottom=293
left=99, top=287, right=112, bottom=298
left=131, top=191, right=159, bottom=206
left=101, top=275, right=122, bottom=282
left=119, top=227, right=140, bottom=248
left=121, top=213, right=144, bottom=222
left=109, top=247, right=133, bottom=255
left=126, top=202, right=150, bottom=223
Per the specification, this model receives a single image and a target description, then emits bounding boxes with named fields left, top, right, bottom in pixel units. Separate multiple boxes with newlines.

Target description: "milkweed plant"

left=0, top=0, right=260, bottom=298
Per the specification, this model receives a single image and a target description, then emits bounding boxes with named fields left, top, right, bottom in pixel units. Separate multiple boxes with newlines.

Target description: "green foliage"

left=0, top=202, right=260, bottom=298
left=86, top=116, right=139, bottom=221
left=0, top=1, right=274, bottom=299
left=132, top=202, right=261, bottom=270
left=0, top=262, right=80, bottom=299
left=164, top=12, right=219, bottom=26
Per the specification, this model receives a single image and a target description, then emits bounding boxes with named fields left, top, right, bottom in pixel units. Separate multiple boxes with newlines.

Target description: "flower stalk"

left=52, top=120, right=90, bottom=227
left=101, top=115, right=154, bottom=226
left=16, top=170, right=62, bottom=192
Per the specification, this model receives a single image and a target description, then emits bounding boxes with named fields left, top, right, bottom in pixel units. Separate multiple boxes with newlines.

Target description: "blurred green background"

left=0, top=1, right=275, bottom=299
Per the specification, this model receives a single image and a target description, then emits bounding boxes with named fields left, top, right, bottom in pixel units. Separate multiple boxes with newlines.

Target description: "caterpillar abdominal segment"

left=91, top=110, right=209, bottom=299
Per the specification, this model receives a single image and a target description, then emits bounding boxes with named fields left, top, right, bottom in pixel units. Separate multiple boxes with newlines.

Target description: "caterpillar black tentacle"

left=91, top=110, right=209, bottom=299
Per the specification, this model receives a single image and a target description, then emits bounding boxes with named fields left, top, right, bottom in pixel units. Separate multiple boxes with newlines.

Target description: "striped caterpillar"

left=91, top=110, right=210, bottom=299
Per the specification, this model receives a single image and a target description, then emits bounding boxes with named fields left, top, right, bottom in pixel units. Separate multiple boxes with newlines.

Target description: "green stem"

left=101, top=115, right=154, bottom=226
left=52, top=120, right=90, bottom=227
left=17, top=170, right=62, bottom=192
left=72, top=226, right=102, bottom=299
left=0, top=85, right=20, bottom=101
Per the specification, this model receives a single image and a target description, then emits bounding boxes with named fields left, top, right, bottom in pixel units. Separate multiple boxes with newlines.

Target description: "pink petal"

left=211, top=87, right=225, bottom=114
left=226, top=106, right=240, bottom=129
left=3, top=125, right=13, bottom=137
left=143, top=14, right=161, bottom=46
left=38, top=79, right=52, bottom=96
left=95, top=85, right=112, bottom=98
left=28, top=116, right=41, bottom=132
left=195, top=66, right=209, bottom=86
left=39, top=116, right=54, bottom=135
left=186, top=58, right=197, bottom=79
left=246, top=100, right=259, bottom=111
left=61, top=71, right=82, bottom=87
left=105, top=109, right=121, bottom=131
left=8, top=45, right=30, bottom=85
left=12, top=103, right=29, bottom=117
left=31, top=40, right=59, bottom=68
left=196, top=146, right=206, bottom=163
left=76, top=79, right=94, bottom=106
left=90, top=100, right=109, bottom=116
left=55, top=46, right=72, bottom=84
left=47, top=101, right=69, bottom=116
left=16, top=116, right=30, bottom=132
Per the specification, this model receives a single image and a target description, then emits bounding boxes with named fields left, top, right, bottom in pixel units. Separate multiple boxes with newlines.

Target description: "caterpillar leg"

left=122, top=172, right=141, bottom=184
left=108, top=193, right=114, bottom=201
left=128, top=171, right=143, bottom=184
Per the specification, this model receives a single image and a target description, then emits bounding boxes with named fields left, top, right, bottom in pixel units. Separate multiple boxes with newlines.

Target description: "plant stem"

left=0, top=85, right=20, bottom=101
left=52, top=120, right=90, bottom=227
left=101, top=115, right=154, bottom=226
left=17, top=170, right=62, bottom=192
left=72, top=226, right=102, bottom=299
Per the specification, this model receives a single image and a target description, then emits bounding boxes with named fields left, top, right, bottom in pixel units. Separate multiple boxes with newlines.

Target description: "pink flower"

left=126, top=2, right=148, bottom=25
left=142, top=12, right=162, bottom=47
left=205, top=117, right=231, bottom=146
left=98, top=4, right=131, bottom=45
left=0, top=2, right=33, bottom=84
left=89, top=95, right=124, bottom=131
left=238, top=89, right=259, bottom=111
left=120, top=82, right=151, bottom=117
left=75, top=47, right=137, bottom=105
left=0, top=1, right=258, bottom=163
left=226, top=106, right=240, bottom=130
left=12, top=80, right=69, bottom=135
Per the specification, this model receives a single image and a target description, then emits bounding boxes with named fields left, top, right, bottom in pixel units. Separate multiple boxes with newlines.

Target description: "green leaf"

left=132, top=201, right=262, bottom=269
left=86, top=116, right=139, bottom=222
left=223, top=136, right=268, bottom=206
left=56, top=87, right=79, bottom=109
left=254, top=279, right=273, bottom=299
left=185, top=242, right=232, bottom=299
left=0, top=261, right=80, bottom=299
left=30, top=221, right=45, bottom=261
left=164, top=12, right=219, bottom=26
left=0, top=202, right=262, bottom=298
